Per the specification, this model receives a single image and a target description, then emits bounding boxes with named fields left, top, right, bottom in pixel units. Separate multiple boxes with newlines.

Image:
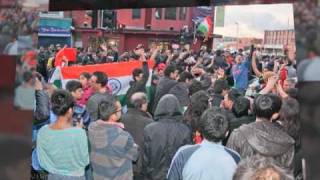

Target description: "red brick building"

left=69, top=8, right=206, bottom=53
left=222, top=37, right=263, bottom=50
left=263, top=29, right=296, bottom=55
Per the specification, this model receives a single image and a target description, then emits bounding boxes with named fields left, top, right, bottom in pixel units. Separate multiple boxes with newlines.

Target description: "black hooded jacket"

left=142, top=94, right=192, bottom=180
left=125, top=61, right=149, bottom=106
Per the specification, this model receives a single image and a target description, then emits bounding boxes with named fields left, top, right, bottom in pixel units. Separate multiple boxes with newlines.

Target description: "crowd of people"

left=15, top=41, right=301, bottom=180
left=0, top=1, right=39, bottom=54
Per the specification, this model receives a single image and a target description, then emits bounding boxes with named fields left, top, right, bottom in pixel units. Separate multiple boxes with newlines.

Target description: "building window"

left=165, top=8, right=176, bottom=20
left=155, top=8, right=162, bottom=19
left=132, top=9, right=141, bottom=19
left=179, top=7, right=187, bottom=20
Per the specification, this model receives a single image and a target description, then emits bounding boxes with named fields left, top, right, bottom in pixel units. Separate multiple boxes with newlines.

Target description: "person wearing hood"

left=227, top=94, right=295, bottom=170
left=142, top=94, right=192, bottom=180
left=152, top=65, right=179, bottom=113
left=125, top=49, right=149, bottom=106
left=169, top=71, right=193, bottom=108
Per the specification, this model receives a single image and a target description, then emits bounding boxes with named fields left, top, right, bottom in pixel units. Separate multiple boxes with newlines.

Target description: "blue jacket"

left=167, top=139, right=240, bottom=180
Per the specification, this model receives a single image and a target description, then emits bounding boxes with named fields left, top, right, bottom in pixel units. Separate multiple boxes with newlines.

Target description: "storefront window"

left=155, top=8, right=162, bottom=19
left=179, top=7, right=187, bottom=20
left=165, top=8, right=176, bottom=20
left=132, top=9, right=141, bottom=19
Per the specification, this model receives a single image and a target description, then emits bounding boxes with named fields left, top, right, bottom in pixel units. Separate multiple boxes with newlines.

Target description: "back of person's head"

left=80, top=72, right=91, bottom=80
left=216, top=50, right=222, bottom=56
left=93, top=71, right=108, bottom=87
left=232, top=97, right=250, bottom=118
left=65, top=80, right=82, bottom=93
left=185, top=90, right=210, bottom=132
left=179, top=71, right=193, bottom=82
left=132, top=68, right=143, bottom=81
left=279, top=97, right=300, bottom=142
left=253, top=94, right=282, bottom=120
left=228, top=88, right=243, bottom=102
left=233, top=155, right=294, bottom=180
left=51, top=90, right=75, bottom=116
left=23, top=71, right=33, bottom=83
left=130, top=92, right=148, bottom=109
left=154, top=94, right=182, bottom=119
left=213, top=79, right=229, bottom=94
left=98, top=97, right=117, bottom=121
left=164, top=64, right=177, bottom=77
left=199, top=107, right=229, bottom=142
left=189, top=80, right=203, bottom=96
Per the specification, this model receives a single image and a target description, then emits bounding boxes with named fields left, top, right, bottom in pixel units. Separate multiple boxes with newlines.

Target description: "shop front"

left=38, top=17, right=72, bottom=48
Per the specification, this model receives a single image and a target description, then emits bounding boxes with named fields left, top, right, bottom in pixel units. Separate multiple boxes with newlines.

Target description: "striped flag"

left=49, top=60, right=155, bottom=104
left=197, top=16, right=213, bottom=42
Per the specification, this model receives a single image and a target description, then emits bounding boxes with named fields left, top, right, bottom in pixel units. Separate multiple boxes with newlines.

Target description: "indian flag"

left=198, top=16, right=213, bottom=39
left=49, top=60, right=155, bottom=104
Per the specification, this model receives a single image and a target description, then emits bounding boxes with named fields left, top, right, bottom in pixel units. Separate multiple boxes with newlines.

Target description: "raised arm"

left=259, top=75, right=277, bottom=95
left=251, top=51, right=262, bottom=77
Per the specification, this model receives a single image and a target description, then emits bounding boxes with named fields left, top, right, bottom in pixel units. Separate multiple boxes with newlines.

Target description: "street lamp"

left=235, top=22, right=239, bottom=50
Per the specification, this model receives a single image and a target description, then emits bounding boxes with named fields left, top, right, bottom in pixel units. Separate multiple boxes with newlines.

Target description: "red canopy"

left=55, top=48, right=77, bottom=67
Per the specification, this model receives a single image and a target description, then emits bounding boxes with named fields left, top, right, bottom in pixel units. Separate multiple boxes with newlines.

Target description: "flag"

left=215, top=6, right=225, bottom=27
left=197, top=16, right=213, bottom=41
left=49, top=60, right=155, bottom=104
left=54, top=48, right=77, bottom=67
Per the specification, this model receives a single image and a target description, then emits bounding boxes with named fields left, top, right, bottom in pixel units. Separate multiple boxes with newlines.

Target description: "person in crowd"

left=184, top=90, right=210, bottom=144
left=152, top=64, right=179, bottom=113
left=121, top=92, right=154, bottom=179
left=14, top=71, right=35, bottom=110
left=130, top=44, right=145, bottom=60
left=233, top=155, right=294, bottom=180
left=223, top=97, right=255, bottom=145
left=169, top=71, right=194, bottom=108
left=283, top=78, right=296, bottom=92
left=275, top=97, right=302, bottom=178
left=148, top=74, right=159, bottom=114
left=3, top=33, right=18, bottom=55
left=86, top=71, right=113, bottom=121
left=221, top=88, right=243, bottom=111
left=227, top=94, right=295, bottom=169
left=209, top=79, right=230, bottom=107
left=125, top=51, right=149, bottom=106
left=65, top=80, right=91, bottom=129
left=213, top=49, right=229, bottom=69
left=188, top=79, right=204, bottom=96
left=229, top=97, right=255, bottom=132
left=232, top=53, right=250, bottom=93
left=143, top=94, right=192, bottom=180
left=167, top=107, right=240, bottom=180
left=78, top=72, right=93, bottom=106
left=37, top=90, right=89, bottom=180
left=297, top=44, right=320, bottom=81
left=88, top=97, right=139, bottom=180
left=156, top=63, right=166, bottom=78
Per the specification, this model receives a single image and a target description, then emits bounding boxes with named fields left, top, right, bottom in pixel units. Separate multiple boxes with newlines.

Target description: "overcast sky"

left=214, top=3, right=294, bottom=39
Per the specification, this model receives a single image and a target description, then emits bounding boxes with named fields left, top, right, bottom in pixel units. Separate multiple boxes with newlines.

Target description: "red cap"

left=158, top=63, right=166, bottom=70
